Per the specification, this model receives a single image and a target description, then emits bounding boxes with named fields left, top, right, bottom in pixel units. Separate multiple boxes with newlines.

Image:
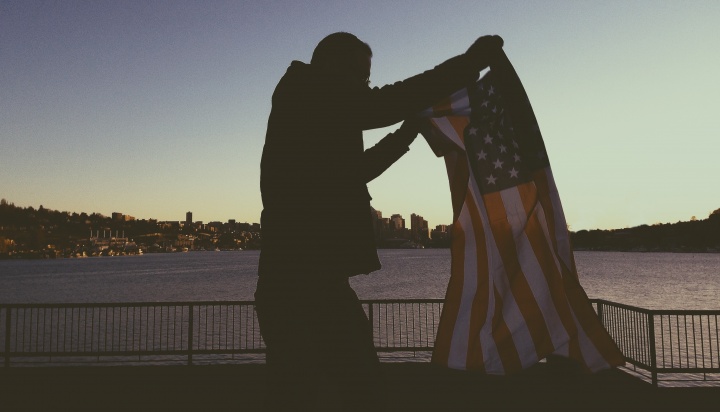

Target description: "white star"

left=468, top=127, right=478, bottom=136
left=486, top=174, right=497, bottom=185
left=512, top=140, right=519, bottom=148
left=483, top=134, right=493, bottom=144
left=499, top=144, right=507, bottom=153
left=493, top=159, right=504, bottom=169
left=492, top=106, right=497, bottom=113
left=477, top=150, right=487, bottom=161
left=488, top=86, right=495, bottom=95
left=513, top=153, right=521, bottom=162
left=509, top=168, right=519, bottom=178
left=481, top=100, right=489, bottom=107
left=497, top=131, right=503, bottom=139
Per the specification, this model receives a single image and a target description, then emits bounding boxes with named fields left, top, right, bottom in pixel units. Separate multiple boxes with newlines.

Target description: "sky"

left=1, top=0, right=719, bottom=231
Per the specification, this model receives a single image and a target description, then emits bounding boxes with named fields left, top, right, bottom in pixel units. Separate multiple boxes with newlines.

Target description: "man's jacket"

left=259, top=54, right=480, bottom=279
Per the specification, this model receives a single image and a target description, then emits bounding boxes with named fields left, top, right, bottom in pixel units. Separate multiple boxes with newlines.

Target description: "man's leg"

left=315, top=278, right=386, bottom=411
left=255, top=277, right=320, bottom=411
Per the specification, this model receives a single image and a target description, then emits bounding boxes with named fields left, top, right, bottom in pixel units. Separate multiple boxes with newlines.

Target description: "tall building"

left=186, top=211, right=193, bottom=226
left=410, top=213, right=429, bottom=242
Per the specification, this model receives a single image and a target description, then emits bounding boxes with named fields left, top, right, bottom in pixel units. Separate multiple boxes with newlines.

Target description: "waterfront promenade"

left=2, top=361, right=719, bottom=411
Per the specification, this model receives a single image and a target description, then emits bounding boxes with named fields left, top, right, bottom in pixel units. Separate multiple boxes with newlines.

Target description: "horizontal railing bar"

left=7, top=350, right=192, bottom=357
left=363, top=299, right=445, bottom=304
left=655, top=367, right=720, bottom=373
left=1, top=299, right=718, bottom=316
left=589, top=299, right=654, bottom=314
left=623, top=358, right=653, bottom=370
left=186, top=349, right=266, bottom=355
left=588, top=299, right=720, bottom=316
left=0, top=301, right=258, bottom=309
left=7, top=349, right=268, bottom=357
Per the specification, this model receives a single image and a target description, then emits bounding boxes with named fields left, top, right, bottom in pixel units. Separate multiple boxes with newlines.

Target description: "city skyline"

left=2, top=1, right=719, bottom=231
left=1, top=197, right=445, bottom=231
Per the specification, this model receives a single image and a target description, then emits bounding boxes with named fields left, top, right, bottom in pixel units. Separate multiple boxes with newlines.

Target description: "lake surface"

left=0, top=250, right=718, bottom=310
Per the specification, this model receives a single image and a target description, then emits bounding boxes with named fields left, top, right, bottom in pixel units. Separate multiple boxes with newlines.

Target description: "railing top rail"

left=589, top=299, right=653, bottom=314
left=0, top=300, right=258, bottom=309
left=0, top=299, right=447, bottom=309
left=361, top=298, right=445, bottom=304
left=590, top=299, right=720, bottom=315
left=1, top=299, right=718, bottom=315
left=648, top=309, right=720, bottom=316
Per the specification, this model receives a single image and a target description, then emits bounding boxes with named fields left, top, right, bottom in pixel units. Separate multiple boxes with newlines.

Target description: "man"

left=256, top=32, right=503, bottom=410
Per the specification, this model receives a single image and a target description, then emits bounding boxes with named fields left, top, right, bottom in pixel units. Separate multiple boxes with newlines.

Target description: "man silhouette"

left=256, top=32, right=503, bottom=410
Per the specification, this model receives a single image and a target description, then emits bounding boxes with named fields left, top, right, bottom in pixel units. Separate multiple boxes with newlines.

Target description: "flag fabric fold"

left=419, top=50, right=624, bottom=374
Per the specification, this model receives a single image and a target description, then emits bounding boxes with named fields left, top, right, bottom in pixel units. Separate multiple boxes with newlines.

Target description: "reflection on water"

left=0, top=250, right=718, bottom=309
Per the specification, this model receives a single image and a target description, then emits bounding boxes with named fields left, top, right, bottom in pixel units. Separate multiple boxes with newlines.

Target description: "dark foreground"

left=1, top=362, right=717, bottom=411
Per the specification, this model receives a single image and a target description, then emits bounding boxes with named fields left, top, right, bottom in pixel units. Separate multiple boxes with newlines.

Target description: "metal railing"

left=0, top=300, right=441, bottom=367
left=593, top=299, right=720, bottom=386
left=2, top=299, right=719, bottom=386
left=0, top=302, right=264, bottom=366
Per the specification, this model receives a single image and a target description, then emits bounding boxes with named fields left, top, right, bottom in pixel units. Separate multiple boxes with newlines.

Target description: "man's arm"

left=361, top=119, right=420, bottom=183
left=351, top=36, right=504, bottom=131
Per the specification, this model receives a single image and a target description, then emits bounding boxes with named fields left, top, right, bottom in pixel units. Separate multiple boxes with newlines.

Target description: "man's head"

left=311, top=32, right=372, bottom=86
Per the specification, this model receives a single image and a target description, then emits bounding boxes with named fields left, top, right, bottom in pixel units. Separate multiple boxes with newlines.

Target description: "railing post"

left=596, top=301, right=604, bottom=326
left=188, top=304, right=194, bottom=366
left=4, top=307, right=11, bottom=367
left=648, top=311, right=657, bottom=386
left=367, top=302, right=374, bottom=343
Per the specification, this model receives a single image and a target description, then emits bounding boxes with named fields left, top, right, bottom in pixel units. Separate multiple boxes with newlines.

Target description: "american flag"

left=420, top=51, right=624, bottom=373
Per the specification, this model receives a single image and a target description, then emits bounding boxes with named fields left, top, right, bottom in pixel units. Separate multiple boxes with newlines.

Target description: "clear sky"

left=2, top=0, right=718, bottom=230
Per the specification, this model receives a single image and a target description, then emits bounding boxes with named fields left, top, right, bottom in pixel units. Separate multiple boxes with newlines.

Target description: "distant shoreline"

left=3, top=247, right=719, bottom=261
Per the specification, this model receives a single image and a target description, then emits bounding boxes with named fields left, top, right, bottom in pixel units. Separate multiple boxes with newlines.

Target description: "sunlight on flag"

left=419, top=50, right=624, bottom=374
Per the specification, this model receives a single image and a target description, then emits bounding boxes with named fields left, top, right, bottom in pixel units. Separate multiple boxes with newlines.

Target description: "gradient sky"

left=2, top=0, right=719, bottom=230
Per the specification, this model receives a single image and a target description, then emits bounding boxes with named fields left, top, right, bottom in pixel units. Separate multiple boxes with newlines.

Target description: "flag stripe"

left=490, top=287, right=521, bottom=372
left=515, top=183, right=579, bottom=345
left=447, top=203, right=479, bottom=369
left=530, top=168, right=607, bottom=367
left=503, top=186, right=571, bottom=351
left=484, top=191, right=555, bottom=361
left=465, top=188, right=489, bottom=371
left=467, top=178, right=537, bottom=372
left=432, top=212, right=468, bottom=366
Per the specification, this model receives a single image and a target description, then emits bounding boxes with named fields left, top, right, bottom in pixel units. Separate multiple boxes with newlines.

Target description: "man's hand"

left=396, top=117, right=424, bottom=146
left=466, top=35, right=504, bottom=70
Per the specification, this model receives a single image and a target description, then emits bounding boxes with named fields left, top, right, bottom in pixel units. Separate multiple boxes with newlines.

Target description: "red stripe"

left=432, top=217, right=467, bottom=366
left=484, top=190, right=554, bottom=362
left=532, top=170, right=623, bottom=368
left=491, top=287, right=522, bottom=372
left=516, top=182, right=579, bottom=354
left=465, top=192, right=489, bottom=371
left=432, top=96, right=454, bottom=117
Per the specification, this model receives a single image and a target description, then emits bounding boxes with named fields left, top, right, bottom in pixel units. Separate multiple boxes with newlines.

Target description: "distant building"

left=411, top=213, right=429, bottom=242
left=431, top=224, right=452, bottom=247
left=390, top=214, right=405, bottom=231
left=186, top=211, right=193, bottom=226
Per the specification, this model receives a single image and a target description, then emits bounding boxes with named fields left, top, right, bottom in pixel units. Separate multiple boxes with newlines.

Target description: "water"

left=0, top=250, right=718, bottom=309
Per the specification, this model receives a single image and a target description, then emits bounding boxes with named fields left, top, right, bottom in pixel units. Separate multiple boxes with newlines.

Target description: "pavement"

left=1, top=362, right=718, bottom=411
